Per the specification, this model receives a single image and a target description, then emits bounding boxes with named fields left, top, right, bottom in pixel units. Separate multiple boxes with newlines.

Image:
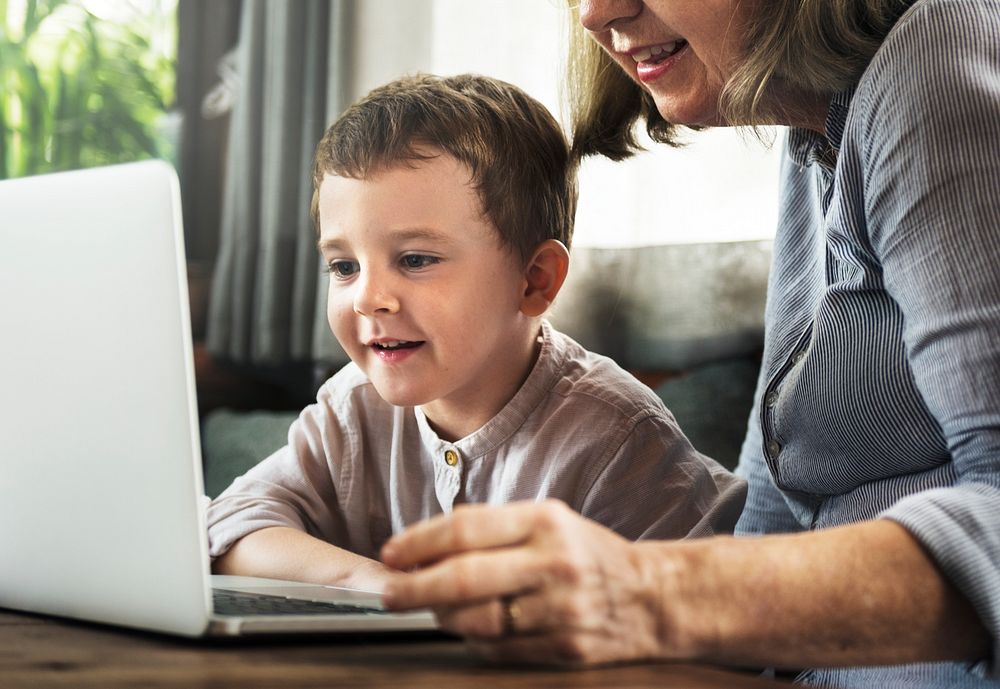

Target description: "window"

left=0, top=0, right=178, bottom=179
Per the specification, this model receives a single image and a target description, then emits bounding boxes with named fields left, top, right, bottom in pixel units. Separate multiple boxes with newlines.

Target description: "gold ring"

left=501, top=596, right=521, bottom=636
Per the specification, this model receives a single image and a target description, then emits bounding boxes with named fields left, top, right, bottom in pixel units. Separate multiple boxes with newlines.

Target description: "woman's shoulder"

left=863, top=0, right=999, bottom=89
left=849, top=0, right=999, bottom=156
left=885, top=0, right=998, bottom=42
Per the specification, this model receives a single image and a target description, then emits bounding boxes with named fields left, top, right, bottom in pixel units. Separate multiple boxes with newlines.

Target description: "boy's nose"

left=353, top=273, right=400, bottom=316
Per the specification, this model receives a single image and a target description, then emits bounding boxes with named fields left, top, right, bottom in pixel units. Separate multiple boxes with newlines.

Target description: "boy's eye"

left=327, top=260, right=359, bottom=279
left=400, top=254, right=439, bottom=270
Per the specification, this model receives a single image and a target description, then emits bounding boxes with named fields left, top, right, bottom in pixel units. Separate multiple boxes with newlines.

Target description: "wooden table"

left=1, top=609, right=787, bottom=688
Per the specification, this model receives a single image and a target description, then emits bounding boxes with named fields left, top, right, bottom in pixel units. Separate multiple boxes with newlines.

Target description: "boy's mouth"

left=370, top=339, right=423, bottom=351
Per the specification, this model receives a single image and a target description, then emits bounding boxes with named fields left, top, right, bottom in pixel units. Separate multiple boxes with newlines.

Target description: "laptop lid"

left=0, top=161, right=213, bottom=635
left=0, top=162, right=438, bottom=638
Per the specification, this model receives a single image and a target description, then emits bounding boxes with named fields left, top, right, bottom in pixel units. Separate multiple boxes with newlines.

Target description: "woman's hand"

left=380, top=499, right=685, bottom=665
left=382, top=504, right=991, bottom=670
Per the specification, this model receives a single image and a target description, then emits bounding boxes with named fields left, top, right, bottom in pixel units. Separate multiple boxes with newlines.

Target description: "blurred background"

left=2, top=0, right=778, bottom=467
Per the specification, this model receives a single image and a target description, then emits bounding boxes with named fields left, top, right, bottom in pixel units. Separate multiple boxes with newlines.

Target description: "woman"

left=380, top=0, right=1000, bottom=685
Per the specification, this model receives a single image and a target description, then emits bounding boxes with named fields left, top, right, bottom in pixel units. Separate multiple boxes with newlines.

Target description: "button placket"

left=767, top=440, right=781, bottom=460
left=759, top=324, right=814, bottom=482
left=433, top=447, right=462, bottom=512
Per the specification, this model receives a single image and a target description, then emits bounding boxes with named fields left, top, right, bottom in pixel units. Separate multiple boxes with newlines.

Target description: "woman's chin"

left=650, top=92, right=725, bottom=128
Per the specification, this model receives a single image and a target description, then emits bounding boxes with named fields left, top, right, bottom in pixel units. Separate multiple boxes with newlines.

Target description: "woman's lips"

left=631, top=41, right=689, bottom=83
left=630, top=40, right=685, bottom=63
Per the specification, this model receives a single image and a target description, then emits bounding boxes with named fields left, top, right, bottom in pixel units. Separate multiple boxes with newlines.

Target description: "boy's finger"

left=381, top=501, right=542, bottom=570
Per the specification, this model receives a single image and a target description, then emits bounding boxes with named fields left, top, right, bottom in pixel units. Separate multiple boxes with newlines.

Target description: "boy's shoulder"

left=545, top=324, right=668, bottom=422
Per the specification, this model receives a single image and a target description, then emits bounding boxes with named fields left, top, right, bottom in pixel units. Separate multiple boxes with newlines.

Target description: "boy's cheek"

left=327, top=300, right=355, bottom=340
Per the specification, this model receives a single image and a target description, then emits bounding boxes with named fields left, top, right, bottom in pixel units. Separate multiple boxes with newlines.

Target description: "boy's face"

left=317, top=153, right=534, bottom=422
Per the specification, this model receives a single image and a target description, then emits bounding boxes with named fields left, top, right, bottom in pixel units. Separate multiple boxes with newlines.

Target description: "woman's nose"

left=353, top=272, right=400, bottom=316
left=578, top=0, right=643, bottom=32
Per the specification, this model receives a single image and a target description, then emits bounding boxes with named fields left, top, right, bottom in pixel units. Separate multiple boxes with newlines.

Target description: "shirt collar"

left=786, top=86, right=856, bottom=171
left=413, top=319, right=567, bottom=459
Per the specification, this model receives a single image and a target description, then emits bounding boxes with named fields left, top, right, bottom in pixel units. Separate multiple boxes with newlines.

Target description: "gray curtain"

left=206, top=0, right=351, bottom=365
left=176, top=0, right=240, bottom=270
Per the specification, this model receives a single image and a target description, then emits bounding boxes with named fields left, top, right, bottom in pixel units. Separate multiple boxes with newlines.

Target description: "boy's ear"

left=519, top=239, right=570, bottom=318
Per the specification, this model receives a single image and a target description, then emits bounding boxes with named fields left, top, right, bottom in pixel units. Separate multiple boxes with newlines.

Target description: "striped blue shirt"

left=734, top=0, right=1000, bottom=685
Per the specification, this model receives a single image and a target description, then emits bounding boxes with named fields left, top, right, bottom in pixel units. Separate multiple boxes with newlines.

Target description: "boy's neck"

left=419, top=322, right=544, bottom=443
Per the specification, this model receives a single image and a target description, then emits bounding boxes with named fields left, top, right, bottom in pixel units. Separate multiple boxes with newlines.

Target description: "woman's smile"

left=581, top=0, right=749, bottom=127
left=629, top=40, right=690, bottom=83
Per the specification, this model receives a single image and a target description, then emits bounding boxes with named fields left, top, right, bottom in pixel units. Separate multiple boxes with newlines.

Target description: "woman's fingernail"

left=381, top=543, right=397, bottom=563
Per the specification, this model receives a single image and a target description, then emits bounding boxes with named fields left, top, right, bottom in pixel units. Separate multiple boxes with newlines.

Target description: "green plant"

left=0, top=0, right=177, bottom=179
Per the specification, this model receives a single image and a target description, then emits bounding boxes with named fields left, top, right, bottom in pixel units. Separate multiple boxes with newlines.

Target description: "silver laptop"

left=0, top=161, right=437, bottom=637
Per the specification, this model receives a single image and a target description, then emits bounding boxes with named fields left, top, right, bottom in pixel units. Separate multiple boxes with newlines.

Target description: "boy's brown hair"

left=312, top=73, right=577, bottom=263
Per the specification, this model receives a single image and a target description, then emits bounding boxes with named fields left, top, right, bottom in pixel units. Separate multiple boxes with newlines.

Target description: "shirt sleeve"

left=206, top=382, right=354, bottom=558
left=579, top=411, right=747, bottom=541
left=859, top=0, right=1000, bottom=665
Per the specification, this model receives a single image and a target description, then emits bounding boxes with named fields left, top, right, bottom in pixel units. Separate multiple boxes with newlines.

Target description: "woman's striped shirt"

left=734, top=0, right=1000, bottom=685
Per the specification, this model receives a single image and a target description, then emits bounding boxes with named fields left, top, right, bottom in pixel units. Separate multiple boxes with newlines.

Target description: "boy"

left=207, top=74, right=745, bottom=591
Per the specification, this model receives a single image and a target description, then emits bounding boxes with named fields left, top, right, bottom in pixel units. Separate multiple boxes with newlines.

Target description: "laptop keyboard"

left=213, top=588, right=387, bottom=617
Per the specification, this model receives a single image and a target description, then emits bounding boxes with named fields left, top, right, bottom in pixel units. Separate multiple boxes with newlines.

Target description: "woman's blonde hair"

left=567, top=0, right=912, bottom=160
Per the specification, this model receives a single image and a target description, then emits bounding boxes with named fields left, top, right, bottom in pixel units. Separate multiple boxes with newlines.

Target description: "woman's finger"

left=381, top=500, right=554, bottom=570
left=382, top=543, right=546, bottom=610
left=434, top=588, right=586, bottom=639
left=465, top=609, right=667, bottom=668
left=432, top=598, right=507, bottom=638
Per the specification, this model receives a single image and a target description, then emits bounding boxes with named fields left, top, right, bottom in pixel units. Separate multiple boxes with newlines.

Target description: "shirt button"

left=765, top=391, right=779, bottom=408
left=767, top=441, right=781, bottom=460
left=792, top=351, right=806, bottom=364
left=444, top=450, right=459, bottom=467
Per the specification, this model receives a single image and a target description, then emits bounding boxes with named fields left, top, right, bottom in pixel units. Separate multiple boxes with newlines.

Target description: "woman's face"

left=579, top=0, right=753, bottom=127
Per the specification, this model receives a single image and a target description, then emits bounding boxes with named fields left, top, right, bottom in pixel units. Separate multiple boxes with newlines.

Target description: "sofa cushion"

left=548, top=241, right=771, bottom=371
left=201, top=408, right=297, bottom=497
left=654, top=356, right=760, bottom=470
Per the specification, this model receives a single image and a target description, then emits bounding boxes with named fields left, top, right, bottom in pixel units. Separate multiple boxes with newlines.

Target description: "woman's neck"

left=769, top=86, right=832, bottom=135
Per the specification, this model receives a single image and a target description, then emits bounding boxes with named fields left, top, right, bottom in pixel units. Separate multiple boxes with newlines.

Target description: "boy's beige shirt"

left=207, top=321, right=746, bottom=560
